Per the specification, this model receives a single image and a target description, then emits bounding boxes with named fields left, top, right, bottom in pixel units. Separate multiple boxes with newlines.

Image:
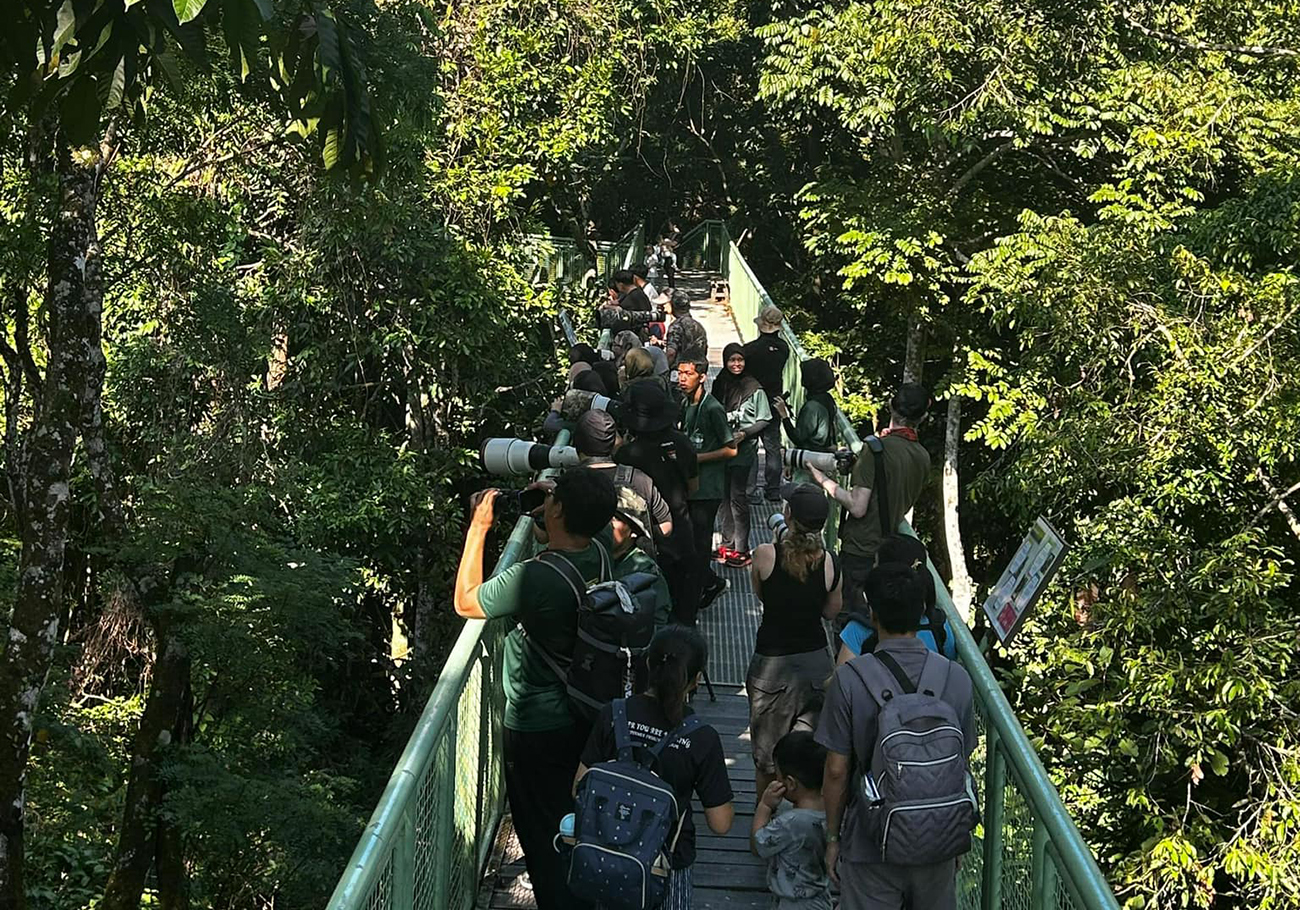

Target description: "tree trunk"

left=903, top=314, right=926, bottom=384
left=0, top=143, right=101, bottom=910
left=101, top=620, right=192, bottom=910
left=942, top=380, right=974, bottom=620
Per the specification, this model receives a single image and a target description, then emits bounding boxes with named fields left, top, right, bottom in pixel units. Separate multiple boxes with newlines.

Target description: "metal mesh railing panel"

left=1001, top=771, right=1037, bottom=910
left=957, top=702, right=989, bottom=910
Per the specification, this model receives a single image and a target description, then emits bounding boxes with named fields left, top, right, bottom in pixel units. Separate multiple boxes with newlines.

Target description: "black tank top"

left=754, top=542, right=834, bottom=656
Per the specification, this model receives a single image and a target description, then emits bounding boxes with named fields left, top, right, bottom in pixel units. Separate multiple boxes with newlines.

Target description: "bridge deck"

left=485, top=273, right=778, bottom=908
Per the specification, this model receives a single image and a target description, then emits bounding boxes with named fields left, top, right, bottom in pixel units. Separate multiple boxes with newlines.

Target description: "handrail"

left=719, top=222, right=1119, bottom=910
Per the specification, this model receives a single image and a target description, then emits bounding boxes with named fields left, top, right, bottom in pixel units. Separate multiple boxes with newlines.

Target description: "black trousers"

left=686, top=498, right=722, bottom=624
left=840, top=552, right=875, bottom=628
left=503, top=723, right=592, bottom=910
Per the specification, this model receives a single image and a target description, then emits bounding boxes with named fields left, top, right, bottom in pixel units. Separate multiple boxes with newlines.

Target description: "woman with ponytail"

left=747, top=483, right=843, bottom=799
left=576, top=626, right=735, bottom=909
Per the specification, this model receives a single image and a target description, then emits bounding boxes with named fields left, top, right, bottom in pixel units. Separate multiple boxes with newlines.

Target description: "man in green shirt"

left=810, top=383, right=931, bottom=619
left=454, top=467, right=617, bottom=910
left=679, top=357, right=738, bottom=619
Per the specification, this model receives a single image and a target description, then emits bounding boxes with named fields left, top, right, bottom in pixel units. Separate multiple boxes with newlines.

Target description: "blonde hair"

left=780, top=520, right=825, bottom=583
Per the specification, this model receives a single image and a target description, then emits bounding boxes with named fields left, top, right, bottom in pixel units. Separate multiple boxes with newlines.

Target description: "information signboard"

left=982, top=517, right=1069, bottom=645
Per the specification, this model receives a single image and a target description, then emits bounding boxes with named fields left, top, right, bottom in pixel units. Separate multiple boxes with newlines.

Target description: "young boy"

left=750, top=731, right=833, bottom=910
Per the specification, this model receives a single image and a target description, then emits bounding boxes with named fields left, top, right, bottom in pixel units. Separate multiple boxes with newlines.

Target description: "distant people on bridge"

left=809, top=383, right=931, bottom=618
left=744, top=304, right=791, bottom=503
left=616, top=382, right=702, bottom=626
left=657, top=237, right=678, bottom=289
left=660, top=290, right=709, bottom=368
left=837, top=534, right=956, bottom=664
left=712, top=342, right=772, bottom=568
left=816, top=564, right=977, bottom=910
left=751, top=731, right=833, bottom=910
left=747, top=482, right=842, bottom=798
left=631, top=263, right=666, bottom=307
left=453, top=467, right=619, bottom=910
left=576, top=626, right=735, bottom=910
left=677, top=356, right=737, bottom=621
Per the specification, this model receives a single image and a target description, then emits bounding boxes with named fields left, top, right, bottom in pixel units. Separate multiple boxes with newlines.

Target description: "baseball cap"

left=891, top=383, right=930, bottom=421
left=575, top=410, right=618, bottom=455
left=779, top=481, right=830, bottom=531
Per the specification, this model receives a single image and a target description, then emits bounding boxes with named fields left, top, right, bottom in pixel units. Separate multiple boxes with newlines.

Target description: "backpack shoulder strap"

left=612, top=699, right=636, bottom=763
left=593, top=538, right=612, bottom=583
left=846, top=654, right=906, bottom=707
left=644, top=714, right=703, bottom=767
left=865, top=434, right=892, bottom=538
left=614, top=463, right=634, bottom=486
left=534, top=550, right=588, bottom=604
left=914, top=650, right=952, bottom=699
left=873, top=651, right=917, bottom=695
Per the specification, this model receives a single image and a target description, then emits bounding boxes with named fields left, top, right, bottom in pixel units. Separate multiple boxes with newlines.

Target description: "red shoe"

left=715, top=546, right=735, bottom=564
left=725, top=550, right=753, bottom=568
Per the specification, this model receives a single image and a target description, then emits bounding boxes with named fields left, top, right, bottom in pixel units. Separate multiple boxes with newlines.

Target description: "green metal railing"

left=708, top=220, right=1120, bottom=910
left=329, top=222, right=1118, bottom=910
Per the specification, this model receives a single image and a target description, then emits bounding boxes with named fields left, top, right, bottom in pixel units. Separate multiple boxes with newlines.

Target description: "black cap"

left=891, top=383, right=929, bottom=421
left=622, top=381, right=674, bottom=432
left=779, top=482, right=830, bottom=531
left=575, top=410, right=618, bottom=455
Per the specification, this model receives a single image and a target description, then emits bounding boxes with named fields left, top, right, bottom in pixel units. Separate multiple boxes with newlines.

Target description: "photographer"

left=573, top=409, right=673, bottom=552
left=809, top=383, right=931, bottom=618
left=616, top=382, right=702, bottom=624
left=789, top=359, right=838, bottom=453
left=453, top=467, right=617, bottom=910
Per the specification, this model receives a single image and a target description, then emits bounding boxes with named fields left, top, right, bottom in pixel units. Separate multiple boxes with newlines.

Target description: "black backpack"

left=522, top=541, right=661, bottom=721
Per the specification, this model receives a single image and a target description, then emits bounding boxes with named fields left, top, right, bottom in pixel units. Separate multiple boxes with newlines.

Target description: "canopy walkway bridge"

left=325, top=224, right=1121, bottom=910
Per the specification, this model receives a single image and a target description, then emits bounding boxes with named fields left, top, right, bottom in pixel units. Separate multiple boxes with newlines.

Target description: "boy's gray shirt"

left=813, top=636, right=976, bottom=863
left=753, top=807, right=833, bottom=908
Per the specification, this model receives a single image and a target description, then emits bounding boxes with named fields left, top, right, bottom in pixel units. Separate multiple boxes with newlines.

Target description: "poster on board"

left=982, top=517, right=1069, bottom=646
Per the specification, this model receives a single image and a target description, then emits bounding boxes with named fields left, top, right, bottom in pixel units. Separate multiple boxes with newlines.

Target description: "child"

left=751, top=731, right=833, bottom=910
left=576, top=626, right=735, bottom=909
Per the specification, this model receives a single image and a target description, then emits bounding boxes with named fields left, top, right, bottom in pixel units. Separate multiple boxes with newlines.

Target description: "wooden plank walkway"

left=485, top=271, right=778, bottom=908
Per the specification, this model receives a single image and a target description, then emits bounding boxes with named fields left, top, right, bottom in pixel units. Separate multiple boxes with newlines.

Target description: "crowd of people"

left=453, top=280, right=979, bottom=910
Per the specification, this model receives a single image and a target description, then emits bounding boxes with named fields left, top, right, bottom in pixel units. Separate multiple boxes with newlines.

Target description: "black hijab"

left=711, top=342, right=763, bottom=411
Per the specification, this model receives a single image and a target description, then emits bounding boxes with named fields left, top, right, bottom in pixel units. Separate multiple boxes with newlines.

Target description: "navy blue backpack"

left=565, top=700, right=700, bottom=909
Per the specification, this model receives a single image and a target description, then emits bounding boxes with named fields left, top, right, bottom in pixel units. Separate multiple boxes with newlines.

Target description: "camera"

left=596, top=304, right=665, bottom=331
left=493, top=486, right=549, bottom=521
left=480, top=438, right=581, bottom=475
left=559, top=389, right=622, bottom=424
left=767, top=510, right=789, bottom=544
left=783, top=447, right=857, bottom=474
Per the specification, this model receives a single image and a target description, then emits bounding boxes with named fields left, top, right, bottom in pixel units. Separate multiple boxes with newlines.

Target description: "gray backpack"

left=847, top=651, right=979, bottom=865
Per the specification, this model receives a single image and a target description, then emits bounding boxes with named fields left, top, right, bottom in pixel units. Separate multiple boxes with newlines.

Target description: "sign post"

left=982, top=517, right=1069, bottom=645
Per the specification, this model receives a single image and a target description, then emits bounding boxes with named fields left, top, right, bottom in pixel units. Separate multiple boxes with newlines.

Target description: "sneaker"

left=725, top=550, right=753, bottom=568
left=699, top=578, right=729, bottom=611
left=765, top=492, right=782, bottom=502
left=747, top=492, right=764, bottom=506
left=715, top=546, right=735, bottom=564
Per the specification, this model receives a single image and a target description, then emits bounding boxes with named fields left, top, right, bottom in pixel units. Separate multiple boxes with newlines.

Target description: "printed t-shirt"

left=477, top=539, right=608, bottom=733
left=726, top=390, right=773, bottom=467
left=753, top=807, right=833, bottom=906
left=581, top=693, right=733, bottom=868
left=815, top=637, right=975, bottom=863
left=681, top=393, right=732, bottom=501
left=840, top=434, right=930, bottom=559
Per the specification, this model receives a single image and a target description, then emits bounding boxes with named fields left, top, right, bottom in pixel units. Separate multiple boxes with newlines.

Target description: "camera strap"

left=865, top=435, right=893, bottom=539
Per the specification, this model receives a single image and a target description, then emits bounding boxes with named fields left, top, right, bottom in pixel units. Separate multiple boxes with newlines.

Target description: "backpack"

left=612, top=464, right=658, bottom=558
left=525, top=542, right=660, bottom=721
left=565, top=700, right=700, bottom=909
left=847, top=650, right=979, bottom=865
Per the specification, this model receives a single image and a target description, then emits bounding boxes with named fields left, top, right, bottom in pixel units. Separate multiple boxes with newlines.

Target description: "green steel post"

left=431, top=714, right=458, bottom=907
left=981, top=727, right=1005, bottom=910
left=474, top=648, right=494, bottom=875
left=393, top=806, right=415, bottom=910
left=1032, top=816, right=1051, bottom=910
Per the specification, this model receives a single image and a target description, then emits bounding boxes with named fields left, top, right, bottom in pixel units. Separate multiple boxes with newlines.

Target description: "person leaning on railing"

left=453, top=467, right=618, bottom=910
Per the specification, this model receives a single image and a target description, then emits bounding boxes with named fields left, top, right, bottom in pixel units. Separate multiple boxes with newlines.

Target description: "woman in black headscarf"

left=789, top=359, right=838, bottom=452
left=710, top=342, right=771, bottom=567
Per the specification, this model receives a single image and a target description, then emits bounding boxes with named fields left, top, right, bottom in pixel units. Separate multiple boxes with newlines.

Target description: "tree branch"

left=1125, top=17, right=1300, bottom=58
left=948, top=138, right=1024, bottom=197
